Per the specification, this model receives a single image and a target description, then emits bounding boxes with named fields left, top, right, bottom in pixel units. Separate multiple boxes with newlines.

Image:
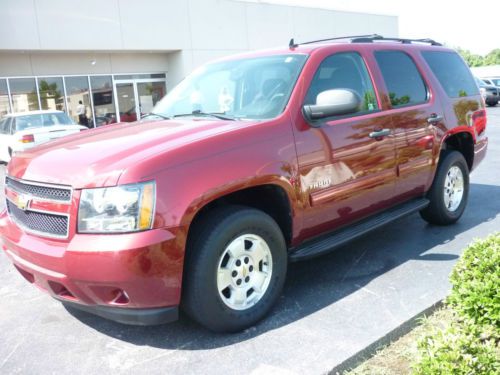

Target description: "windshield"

left=153, top=54, right=307, bottom=120
left=491, top=78, right=500, bottom=86
left=15, top=113, right=75, bottom=131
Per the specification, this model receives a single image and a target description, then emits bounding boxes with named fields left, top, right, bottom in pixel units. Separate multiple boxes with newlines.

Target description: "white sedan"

left=0, top=110, right=88, bottom=163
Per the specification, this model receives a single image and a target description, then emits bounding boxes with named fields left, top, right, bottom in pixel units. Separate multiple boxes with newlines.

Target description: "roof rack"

left=289, top=35, right=442, bottom=48
left=351, top=35, right=442, bottom=46
left=289, top=34, right=381, bottom=48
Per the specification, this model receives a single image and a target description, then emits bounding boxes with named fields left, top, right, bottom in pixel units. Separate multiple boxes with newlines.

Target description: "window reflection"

left=0, top=79, right=10, bottom=118
left=38, top=77, right=65, bottom=111
left=375, top=51, right=428, bottom=107
left=9, top=78, right=40, bottom=112
left=1, top=74, right=167, bottom=124
left=65, top=76, right=92, bottom=127
left=137, top=82, right=166, bottom=115
left=90, top=76, right=116, bottom=126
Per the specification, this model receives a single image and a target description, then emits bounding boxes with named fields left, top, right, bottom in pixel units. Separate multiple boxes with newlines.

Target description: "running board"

left=289, top=198, right=430, bottom=262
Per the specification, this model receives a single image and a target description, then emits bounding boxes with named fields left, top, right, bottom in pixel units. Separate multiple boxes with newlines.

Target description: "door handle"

left=427, top=114, right=443, bottom=124
left=369, top=128, right=391, bottom=138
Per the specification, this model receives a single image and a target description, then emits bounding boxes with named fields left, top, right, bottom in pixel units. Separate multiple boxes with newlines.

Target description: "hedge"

left=412, top=233, right=500, bottom=375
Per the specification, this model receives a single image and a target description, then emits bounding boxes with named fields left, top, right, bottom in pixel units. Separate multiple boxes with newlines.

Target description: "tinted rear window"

left=375, top=51, right=428, bottom=107
left=422, top=51, right=479, bottom=98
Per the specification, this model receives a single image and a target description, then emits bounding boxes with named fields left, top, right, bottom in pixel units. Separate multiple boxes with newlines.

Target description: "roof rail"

left=289, top=34, right=382, bottom=48
left=351, top=35, right=442, bottom=46
left=288, top=35, right=442, bottom=48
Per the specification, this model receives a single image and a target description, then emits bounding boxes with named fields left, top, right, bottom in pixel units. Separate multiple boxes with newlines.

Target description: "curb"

left=329, top=299, right=444, bottom=375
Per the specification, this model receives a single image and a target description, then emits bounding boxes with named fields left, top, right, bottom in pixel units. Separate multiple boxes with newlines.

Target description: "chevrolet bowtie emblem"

left=16, top=194, right=31, bottom=211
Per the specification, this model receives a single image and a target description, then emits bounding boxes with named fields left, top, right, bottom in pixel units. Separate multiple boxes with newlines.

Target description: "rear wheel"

left=182, top=206, right=287, bottom=332
left=420, top=150, right=469, bottom=225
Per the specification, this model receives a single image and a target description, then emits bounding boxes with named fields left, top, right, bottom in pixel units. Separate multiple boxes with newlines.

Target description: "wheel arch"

left=440, top=130, right=474, bottom=171
left=186, top=182, right=294, bottom=249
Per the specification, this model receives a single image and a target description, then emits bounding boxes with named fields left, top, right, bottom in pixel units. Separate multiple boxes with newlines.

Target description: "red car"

left=0, top=35, right=488, bottom=332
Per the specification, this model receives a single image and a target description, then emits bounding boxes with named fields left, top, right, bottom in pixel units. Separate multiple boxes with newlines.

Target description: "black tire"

left=420, top=150, right=469, bottom=225
left=182, top=205, right=287, bottom=332
left=486, top=101, right=496, bottom=107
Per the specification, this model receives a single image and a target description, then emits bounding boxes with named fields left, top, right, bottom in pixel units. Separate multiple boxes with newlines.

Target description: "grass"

left=347, top=233, right=500, bottom=375
left=347, top=308, right=452, bottom=375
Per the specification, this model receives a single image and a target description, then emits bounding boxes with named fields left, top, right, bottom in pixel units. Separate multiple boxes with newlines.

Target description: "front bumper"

left=0, top=209, right=184, bottom=325
left=62, top=300, right=178, bottom=326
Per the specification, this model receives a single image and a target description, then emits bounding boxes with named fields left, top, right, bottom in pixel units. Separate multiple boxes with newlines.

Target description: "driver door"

left=293, top=51, right=398, bottom=237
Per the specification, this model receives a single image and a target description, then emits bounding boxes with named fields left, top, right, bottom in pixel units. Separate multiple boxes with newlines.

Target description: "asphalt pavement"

left=1, top=107, right=499, bottom=375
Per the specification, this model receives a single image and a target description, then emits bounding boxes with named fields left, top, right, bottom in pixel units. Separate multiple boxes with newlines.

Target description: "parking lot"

left=1, top=107, right=499, bottom=375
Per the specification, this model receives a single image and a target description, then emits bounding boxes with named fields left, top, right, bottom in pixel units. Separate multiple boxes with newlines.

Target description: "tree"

left=456, top=47, right=500, bottom=67
left=484, top=49, right=500, bottom=66
left=38, top=80, right=62, bottom=110
left=456, top=48, right=484, bottom=67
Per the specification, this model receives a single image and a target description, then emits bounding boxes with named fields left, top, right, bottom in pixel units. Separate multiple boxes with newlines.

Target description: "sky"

left=254, top=0, right=500, bottom=55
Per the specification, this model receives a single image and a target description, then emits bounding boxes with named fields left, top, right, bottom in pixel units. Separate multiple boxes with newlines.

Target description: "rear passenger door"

left=374, top=50, right=443, bottom=199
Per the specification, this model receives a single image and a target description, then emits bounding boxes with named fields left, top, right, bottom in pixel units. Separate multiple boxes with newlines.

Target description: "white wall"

left=0, top=0, right=398, bottom=86
left=0, top=52, right=169, bottom=76
left=471, top=65, right=500, bottom=78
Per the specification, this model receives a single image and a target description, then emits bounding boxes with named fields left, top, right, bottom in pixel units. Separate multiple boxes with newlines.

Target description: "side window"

left=305, top=52, right=379, bottom=114
left=375, top=51, right=428, bottom=107
left=0, top=118, right=6, bottom=134
left=0, top=118, right=10, bottom=134
left=422, top=51, right=480, bottom=98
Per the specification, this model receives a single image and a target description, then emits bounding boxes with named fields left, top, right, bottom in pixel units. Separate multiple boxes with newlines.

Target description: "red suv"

left=0, top=35, right=488, bottom=332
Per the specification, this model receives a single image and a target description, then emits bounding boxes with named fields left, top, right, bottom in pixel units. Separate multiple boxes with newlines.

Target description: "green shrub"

left=412, top=234, right=500, bottom=374
left=448, top=233, right=500, bottom=330
left=413, top=314, right=499, bottom=374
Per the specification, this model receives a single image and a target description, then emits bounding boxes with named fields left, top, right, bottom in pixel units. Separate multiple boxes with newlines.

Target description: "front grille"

left=6, top=200, right=69, bottom=238
left=5, top=177, right=71, bottom=202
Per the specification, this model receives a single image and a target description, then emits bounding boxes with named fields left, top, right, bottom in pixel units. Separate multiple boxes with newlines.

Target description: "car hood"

left=7, top=119, right=258, bottom=189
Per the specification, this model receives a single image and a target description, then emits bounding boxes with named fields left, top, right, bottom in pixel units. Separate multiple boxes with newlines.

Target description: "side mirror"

left=302, top=89, right=361, bottom=125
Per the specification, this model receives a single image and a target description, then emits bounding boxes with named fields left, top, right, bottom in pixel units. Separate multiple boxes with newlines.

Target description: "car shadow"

left=65, top=182, right=500, bottom=350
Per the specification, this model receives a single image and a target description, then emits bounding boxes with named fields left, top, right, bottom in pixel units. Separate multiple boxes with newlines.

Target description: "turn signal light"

left=20, top=134, right=35, bottom=143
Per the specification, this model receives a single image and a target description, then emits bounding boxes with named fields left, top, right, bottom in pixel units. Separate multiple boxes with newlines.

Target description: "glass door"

left=114, top=79, right=167, bottom=122
left=137, top=82, right=166, bottom=118
left=115, top=82, right=138, bottom=123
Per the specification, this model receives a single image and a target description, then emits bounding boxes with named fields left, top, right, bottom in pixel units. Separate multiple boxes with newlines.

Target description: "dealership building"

left=0, top=0, right=397, bottom=125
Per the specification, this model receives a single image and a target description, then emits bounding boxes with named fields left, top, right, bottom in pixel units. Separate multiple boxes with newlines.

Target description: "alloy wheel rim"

left=443, top=165, right=464, bottom=212
left=217, top=234, right=273, bottom=311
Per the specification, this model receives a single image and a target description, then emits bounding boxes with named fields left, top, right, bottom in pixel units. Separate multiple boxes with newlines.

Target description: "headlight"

left=78, top=182, right=155, bottom=233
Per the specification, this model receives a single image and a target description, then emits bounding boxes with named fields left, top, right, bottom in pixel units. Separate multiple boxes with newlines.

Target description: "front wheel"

left=420, top=150, right=469, bottom=225
left=182, top=206, right=287, bottom=332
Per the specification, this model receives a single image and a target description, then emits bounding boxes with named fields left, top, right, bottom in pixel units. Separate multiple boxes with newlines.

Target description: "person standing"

left=76, top=100, right=89, bottom=127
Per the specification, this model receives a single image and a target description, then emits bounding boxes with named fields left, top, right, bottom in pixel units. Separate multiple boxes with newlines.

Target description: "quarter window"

left=375, top=51, right=428, bottom=107
left=421, top=51, right=479, bottom=98
left=305, top=52, right=378, bottom=114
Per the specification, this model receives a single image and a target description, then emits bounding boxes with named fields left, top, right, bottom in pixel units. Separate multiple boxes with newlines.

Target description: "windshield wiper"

left=173, top=111, right=235, bottom=121
left=141, top=112, right=171, bottom=120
